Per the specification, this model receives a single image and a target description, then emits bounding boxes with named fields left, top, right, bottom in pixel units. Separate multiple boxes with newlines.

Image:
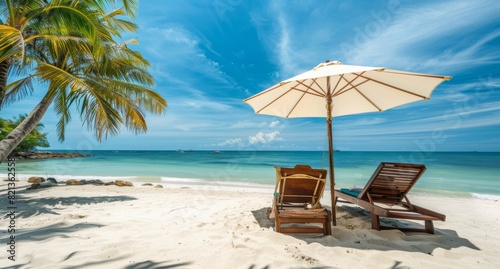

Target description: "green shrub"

left=0, top=114, right=49, bottom=152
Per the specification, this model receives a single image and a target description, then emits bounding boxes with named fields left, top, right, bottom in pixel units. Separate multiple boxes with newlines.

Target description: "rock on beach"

left=9, top=151, right=91, bottom=160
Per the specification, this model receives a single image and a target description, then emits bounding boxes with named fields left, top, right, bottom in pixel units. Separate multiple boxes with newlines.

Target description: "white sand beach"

left=1, top=181, right=499, bottom=269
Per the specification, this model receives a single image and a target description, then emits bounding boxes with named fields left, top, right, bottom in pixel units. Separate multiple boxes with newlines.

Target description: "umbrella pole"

left=326, top=96, right=336, bottom=226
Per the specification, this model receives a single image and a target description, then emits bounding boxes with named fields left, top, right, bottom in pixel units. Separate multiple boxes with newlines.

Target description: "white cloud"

left=344, top=0, right=500, bottom=72
left=248, top=131, right=282, bottom=144
left=161, top=26, right=199, bottom=47
left=433, top=78, right=498, bottom=99
left=251, top=2, right=333, bottom=78
left=216, top=138, right=242, bottom=147
left=419, top=30, right=500, bottom=72
left=230, top=120, right=267, bottom=129
left=269, top=120, right=280, bottom=128
left=173, top=122, right=212, bottom=132
left=20, top=1, right=498, bottom=152
left=414, top=101, right=500, bottom=126
left=333, top=99, right=500, bottom=137
left=181, top=99, right=231, bottom=111
left=344, top=117, right=386, bottom=126
left=142, top=24, right=237, bottom=89
left=275, top=9, right=295, bottom=77
left=265, top=130, right=281, bottom=141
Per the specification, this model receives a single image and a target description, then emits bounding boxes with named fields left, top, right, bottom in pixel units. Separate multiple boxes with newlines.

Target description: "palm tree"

left=1, top=0, right=122, bottom=107
left=0, top=114, right=49, bottom=152
left=0, top=0, right=167, bottom=162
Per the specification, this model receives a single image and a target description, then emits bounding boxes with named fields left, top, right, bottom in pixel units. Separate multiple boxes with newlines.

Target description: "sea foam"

left=161, top=176, right=272, bottom=189
left=7, top=173, right=136, bottom=181
left=471, top=193, right=500, bottom=201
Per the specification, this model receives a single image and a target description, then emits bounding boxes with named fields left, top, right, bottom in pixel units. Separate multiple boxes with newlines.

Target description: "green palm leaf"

left=0, top=0, right=167, bottom=161
left=0, top=25, right=24, bottom=63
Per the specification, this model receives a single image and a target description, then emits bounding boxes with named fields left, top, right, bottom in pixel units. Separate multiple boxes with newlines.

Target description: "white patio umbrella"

left=243, top=60, right=451, bottom=225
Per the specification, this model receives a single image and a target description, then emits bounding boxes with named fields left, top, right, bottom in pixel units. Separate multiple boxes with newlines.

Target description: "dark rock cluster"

left=26, top=176, right=135, bottom=190
left=9, top=151, right=91, bottom=160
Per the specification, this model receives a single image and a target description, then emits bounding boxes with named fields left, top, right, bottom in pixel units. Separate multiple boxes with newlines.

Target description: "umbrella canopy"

left=243, top=60, right=451, bottom=225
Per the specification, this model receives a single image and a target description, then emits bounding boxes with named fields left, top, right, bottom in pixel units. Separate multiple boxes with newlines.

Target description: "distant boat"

left=210, top=150, right=221, bottom=154
left=176, top=149, right=184, bottom=153
left=188, top=149, right=194, bottom=152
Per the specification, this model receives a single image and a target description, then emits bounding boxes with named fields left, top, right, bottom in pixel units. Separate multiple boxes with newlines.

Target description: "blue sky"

left=2, top=0, right=500, bottom=152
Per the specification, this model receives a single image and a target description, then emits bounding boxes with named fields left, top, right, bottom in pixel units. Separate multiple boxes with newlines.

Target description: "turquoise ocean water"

left=4, top=150, right=499, bottom=199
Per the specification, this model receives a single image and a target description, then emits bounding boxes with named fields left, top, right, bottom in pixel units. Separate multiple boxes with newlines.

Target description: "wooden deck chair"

left=272, top=165, right=332, bottom=235
left=334, top=162, right=446, bottom=233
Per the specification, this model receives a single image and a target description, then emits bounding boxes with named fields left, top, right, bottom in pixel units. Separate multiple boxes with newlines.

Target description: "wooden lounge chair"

left=272, top=165, right=332, bottom=235
left=334, top=162, right=446, bottom=234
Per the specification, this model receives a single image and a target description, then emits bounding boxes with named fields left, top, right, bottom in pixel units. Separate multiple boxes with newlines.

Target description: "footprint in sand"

left=67, top=214, right=87, bottom=219
left=285, top=246, right=319, bottom=265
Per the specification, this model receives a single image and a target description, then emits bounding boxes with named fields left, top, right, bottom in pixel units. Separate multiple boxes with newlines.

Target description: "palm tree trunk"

left=0, top=60, right=10, bottom=109
left=0, top=91, right=55, bottom=163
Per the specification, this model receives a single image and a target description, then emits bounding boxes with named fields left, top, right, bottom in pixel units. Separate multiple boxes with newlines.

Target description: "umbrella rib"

left=334, top=79, right=370, bottom=97
left=333, top=73, right=367, bottom=97
left=382, top=70, right=452, bottom=80
left=286, top=93, right=305, bottom=118
left=287, top=79, right=323, bottom=117
left=250, top=82, right=302, bottom=114
left=341, top=75, right=383, bottom=111
left=242, top=81, right=291, bottom=102
left=357, top=73, right=428, bottom=99
left=353, top=87, right=382, bottom=112
left=330, top=74, right=344, bottom=95
left=292, top=79, right=326, bottom=97
left=311, top=78, right=328, bottom=96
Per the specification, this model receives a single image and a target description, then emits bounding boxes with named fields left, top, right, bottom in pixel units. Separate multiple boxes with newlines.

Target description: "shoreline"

left=5, top=173, right=500, bottom=201
left=6, top=151, right=499, bottom=198
left=1, top=180, right=499, bottom=268
left=8, top=177, right=500, bottom=202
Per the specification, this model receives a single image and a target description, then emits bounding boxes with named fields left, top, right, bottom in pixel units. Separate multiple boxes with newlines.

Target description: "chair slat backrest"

left=275, top=165, right=327, bottom=206
left=358, top=162, right=426, bottom=204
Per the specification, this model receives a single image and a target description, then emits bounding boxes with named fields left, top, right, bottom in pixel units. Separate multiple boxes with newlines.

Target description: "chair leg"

left=425, top=220, right=434, bottom=234
left=333, top=196, right=338, bottom=226
left=325, top=212, right=332, bottom=236
left=319, top=211, right=332, bottom=236
left=371, top=214, right=381, bottom=230
left=275, top=218, right=281, bottom=232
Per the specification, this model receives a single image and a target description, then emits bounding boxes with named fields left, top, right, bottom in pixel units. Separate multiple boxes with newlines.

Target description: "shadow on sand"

left=2, top=185, right=139, bottom=242
left=58, top=259, right=191, bottom=269
left=4, top=187, right=138, bottom=218
left=251, top=205, right=480, bottom=254
left=1, top=185, right=193, bottom=268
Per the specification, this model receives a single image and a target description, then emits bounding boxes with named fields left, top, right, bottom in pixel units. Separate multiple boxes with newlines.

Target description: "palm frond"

left=1, top=0, right=167, bottom=143
left=35, top=61, right=91, bottom=99
left=33, top=3, right=100, bottom=43
left=53, top=84, right=73, bottom=141
left=5, top=0, right=16, bottom=27
left=102, top=8, right=138, bottom=35
left=75, top=89, right=123, bottom=141
left=0, top=25, right=24, bottom=63
left=3, top=76, right=34, bottom=106
left=120, top=0, right=138, bottom=19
